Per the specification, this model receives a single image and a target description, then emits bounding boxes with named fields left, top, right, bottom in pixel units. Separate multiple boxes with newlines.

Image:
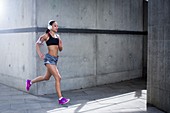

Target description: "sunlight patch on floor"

left=47, top=90, right=147, bottom=113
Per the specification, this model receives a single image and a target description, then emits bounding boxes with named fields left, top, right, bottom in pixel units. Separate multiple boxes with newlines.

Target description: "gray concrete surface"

left=36, top=0, right=144, bottom=31
left=0, top=0, right=145, bottom=95
left=0, top=78, right=165, bottom=113
left=147, top=0, right=170, bottom=113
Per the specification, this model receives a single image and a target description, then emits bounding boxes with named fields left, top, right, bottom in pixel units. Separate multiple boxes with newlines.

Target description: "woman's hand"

left=39, top=53, right=45, bottom=60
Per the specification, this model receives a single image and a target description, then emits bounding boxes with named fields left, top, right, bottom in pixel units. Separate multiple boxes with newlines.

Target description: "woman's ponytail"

left=46, top=29, right=50, bottom=33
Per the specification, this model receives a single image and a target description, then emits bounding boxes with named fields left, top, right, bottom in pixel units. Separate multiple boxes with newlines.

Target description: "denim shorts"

left=44, top=53, right=58, bottom=65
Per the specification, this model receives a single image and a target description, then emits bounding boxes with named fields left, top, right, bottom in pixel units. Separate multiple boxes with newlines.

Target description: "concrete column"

left=147, top=0, right=170, bottom=112
left=0, top=0, right=38, bottom=93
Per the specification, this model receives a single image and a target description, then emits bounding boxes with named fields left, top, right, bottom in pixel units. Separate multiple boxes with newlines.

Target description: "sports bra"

left=46, top=33, right=59, bottom=46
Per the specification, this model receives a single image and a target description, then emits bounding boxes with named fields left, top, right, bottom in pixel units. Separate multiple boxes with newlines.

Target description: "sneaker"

left=26, top=79, right=31, bottom=91
left=58, top=97, right=70, bottom=105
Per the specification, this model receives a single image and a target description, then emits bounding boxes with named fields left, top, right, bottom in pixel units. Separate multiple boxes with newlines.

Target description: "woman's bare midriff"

left=47, top=45, right=59, bottom=57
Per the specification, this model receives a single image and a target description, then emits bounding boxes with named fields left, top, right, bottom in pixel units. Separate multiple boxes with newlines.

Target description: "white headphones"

left=47, top=20, right=54, bottom=30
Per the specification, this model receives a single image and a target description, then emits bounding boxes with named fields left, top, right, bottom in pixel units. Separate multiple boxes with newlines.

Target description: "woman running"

left=26, top=20, right=70, bottom=105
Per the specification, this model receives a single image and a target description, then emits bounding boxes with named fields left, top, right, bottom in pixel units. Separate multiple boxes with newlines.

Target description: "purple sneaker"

left=26, top=80, right=31, bottom=91
left=58, top=97, right=70, bottom=105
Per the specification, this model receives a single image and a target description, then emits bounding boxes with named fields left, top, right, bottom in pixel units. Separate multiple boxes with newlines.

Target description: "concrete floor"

left=0, top=78, right=165, bottom=113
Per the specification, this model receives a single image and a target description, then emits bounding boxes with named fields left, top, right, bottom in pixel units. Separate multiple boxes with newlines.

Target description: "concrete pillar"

left=147, top=0, right=170, bottom=112
left=0, top=0, right=38, bottom=94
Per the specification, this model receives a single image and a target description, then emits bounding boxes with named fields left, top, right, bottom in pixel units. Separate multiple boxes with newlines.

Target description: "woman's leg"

left=31, top=68, right=52, bottom=84
left=45, top=64, right=62, bottom=98
left=26, top=68, right=52, bottom=91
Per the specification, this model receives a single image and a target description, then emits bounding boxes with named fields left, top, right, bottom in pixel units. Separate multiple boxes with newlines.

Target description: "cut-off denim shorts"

left=44, top=53, right=58, bottom=65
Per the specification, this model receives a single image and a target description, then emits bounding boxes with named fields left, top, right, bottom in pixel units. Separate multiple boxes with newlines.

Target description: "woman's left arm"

left=58, top=35, right=63, bottom=51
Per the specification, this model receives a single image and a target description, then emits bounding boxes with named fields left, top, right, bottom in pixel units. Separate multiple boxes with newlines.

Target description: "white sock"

left=59, top=97, right=63, bottom=100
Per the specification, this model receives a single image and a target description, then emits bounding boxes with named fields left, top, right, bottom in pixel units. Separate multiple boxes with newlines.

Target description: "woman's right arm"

left=36, top=34, right=47, bottom=60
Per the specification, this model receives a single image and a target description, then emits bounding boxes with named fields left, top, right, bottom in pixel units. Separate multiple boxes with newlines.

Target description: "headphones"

left=47, top=20, right=54, bottom=30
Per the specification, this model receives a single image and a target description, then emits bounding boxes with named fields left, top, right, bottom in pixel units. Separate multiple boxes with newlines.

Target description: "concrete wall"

left=36, top=0, right=143, bottom=30
left=36, top=0, right=144, bottom=95
left=147, top=0, right=170, bottom=113
left=0, top=0, right=145, bottom=95
left=143, top=1, right=148, bottom=79
left=0, top=0, right=36, bottom=29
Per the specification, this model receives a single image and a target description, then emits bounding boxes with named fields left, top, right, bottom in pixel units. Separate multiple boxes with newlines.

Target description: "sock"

left=59, top=97, right=63, bottom=100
